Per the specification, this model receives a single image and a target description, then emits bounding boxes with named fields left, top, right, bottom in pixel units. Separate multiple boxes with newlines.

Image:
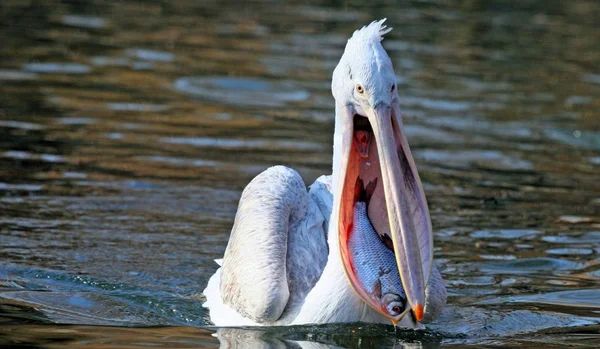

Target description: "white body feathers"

left=202, top=19, right=445, bottom=327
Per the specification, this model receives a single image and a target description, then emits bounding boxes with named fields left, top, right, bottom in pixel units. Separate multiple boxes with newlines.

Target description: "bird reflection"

left=214, top=326, right=438, bottom=349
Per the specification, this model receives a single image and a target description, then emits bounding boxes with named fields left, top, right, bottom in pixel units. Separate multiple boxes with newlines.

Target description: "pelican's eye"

left=391, top=84, right=395, bottom=92
left=356, top=84, right=365, bottom=94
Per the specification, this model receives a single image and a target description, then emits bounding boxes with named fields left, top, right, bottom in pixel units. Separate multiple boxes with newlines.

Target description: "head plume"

left=347, top=18, right=392, bottom=48
left=332, top=19, right=395, bottom=101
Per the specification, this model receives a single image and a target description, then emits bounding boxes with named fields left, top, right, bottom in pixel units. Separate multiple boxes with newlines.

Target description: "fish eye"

left=386, top=301, right=405, bottom=317
left=356, top=84, right=365, bottom=94
left=391, top=84, right=395, bottom=92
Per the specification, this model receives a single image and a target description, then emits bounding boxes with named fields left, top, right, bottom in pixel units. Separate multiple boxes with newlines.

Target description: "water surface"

left=1, top=0, right=599, bottom=348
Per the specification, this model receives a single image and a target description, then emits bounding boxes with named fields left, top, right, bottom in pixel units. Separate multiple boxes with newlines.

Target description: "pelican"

left=203, top=19, right=446, bottom=328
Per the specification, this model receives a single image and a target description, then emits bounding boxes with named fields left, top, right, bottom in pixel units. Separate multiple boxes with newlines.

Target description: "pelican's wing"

left=219, top=166, right=327, bottom=324
left=308, top=175, right=333, bottom=230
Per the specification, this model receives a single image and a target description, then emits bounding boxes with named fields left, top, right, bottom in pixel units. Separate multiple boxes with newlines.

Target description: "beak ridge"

left=366, top=104, right=430, bottom=320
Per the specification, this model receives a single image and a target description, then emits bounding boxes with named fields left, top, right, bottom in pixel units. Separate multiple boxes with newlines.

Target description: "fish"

left=348, top=201, right=409, bottom=323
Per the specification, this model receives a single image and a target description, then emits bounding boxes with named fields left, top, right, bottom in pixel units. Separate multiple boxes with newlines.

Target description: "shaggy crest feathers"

left=339, top=18, right=394, bottom=73
left=330, top=19, right=395, bottom=105
left=347, top=19, right=392, bottom=47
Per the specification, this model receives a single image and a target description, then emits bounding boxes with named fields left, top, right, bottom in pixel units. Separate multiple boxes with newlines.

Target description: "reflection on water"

left=23, top=62, right=92, bottom=74
left=174, top=77, right=310, bottom=107
left=1, top=0, right=599, bottom=348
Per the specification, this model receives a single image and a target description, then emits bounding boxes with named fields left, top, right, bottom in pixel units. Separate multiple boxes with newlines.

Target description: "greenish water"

left=1, top=0, right=599, bottom=347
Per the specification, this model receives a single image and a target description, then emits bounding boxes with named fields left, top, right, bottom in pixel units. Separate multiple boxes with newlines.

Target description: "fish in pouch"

left=348, top=201, right=409, bottom=324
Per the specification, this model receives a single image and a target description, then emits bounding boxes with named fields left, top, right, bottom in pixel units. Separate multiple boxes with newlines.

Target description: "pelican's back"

left=204, top=166, right=330, bottom=325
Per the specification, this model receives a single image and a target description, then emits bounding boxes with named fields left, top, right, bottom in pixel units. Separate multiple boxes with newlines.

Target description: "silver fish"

left=348, top=201, right=408, bottom=322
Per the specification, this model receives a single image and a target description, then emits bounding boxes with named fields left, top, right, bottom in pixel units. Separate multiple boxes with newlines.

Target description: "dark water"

left=1, top=0, right=599, bottom=347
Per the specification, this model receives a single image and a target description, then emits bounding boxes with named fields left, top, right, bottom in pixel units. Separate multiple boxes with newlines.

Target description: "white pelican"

left=203, top=19, right=446, bottom=328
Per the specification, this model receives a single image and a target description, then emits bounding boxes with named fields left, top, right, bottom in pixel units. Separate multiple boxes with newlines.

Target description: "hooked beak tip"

left=413, top=303, right=424, bottom=322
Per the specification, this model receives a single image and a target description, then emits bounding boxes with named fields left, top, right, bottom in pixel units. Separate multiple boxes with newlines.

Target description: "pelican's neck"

left=293, top=105, right=384, bottom=325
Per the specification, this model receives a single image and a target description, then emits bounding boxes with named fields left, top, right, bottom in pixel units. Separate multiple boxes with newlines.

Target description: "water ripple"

left=542, top=232, right=600, bottom=244
left=125, top=49, right=175, bottom=62
left=61, top=15, right=106, bottom=29
left=0, top=70, right=38, bottom=80
left=545, top=129, right=600, bottom=151
left=160, top=136, right=325, bottom=152
left=138, top=155, right=218, bottom=167
left=470, top=229, right=542, bottom=240
left=481, top=258, right=586, bottom=274
left=0, top=183, right=43, bottom=191
left=23, top=63, right=91, bottom=74
left=416, top=150, right=533, bottom=171
left=2, top=151, right=66, bottom=163
left=546, top=248, right=594, bottom=256
left=174, top=77, right=310, bottom=107
left=0, top=120, right=44, bottom=130
left=57, top=117, right=95, bottom=125
left=106, top=103, right=168, bottom=112
left=479, top=289, right=600, bottom=309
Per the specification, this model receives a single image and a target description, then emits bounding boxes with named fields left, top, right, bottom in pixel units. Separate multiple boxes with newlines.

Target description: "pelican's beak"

left=335, top=102, right=433, bottom=324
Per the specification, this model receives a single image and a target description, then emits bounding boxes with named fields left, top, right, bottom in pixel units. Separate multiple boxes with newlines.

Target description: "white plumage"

left=203, top=167, right=418, bottom=327
left=203, top=19, right=446, bottom=328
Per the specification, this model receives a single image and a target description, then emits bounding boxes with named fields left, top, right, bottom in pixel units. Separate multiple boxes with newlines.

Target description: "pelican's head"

left=332, top=19, right=433, bottom=325
left=332, top=20, right=397, bottom=114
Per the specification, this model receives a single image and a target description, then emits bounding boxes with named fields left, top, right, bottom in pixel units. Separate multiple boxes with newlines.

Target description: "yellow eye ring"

left=356, top=84, right=364, bottom=94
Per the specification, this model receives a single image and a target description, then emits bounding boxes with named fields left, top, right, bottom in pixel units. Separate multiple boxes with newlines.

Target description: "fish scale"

left=348, top=201, right=407, bottom=317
